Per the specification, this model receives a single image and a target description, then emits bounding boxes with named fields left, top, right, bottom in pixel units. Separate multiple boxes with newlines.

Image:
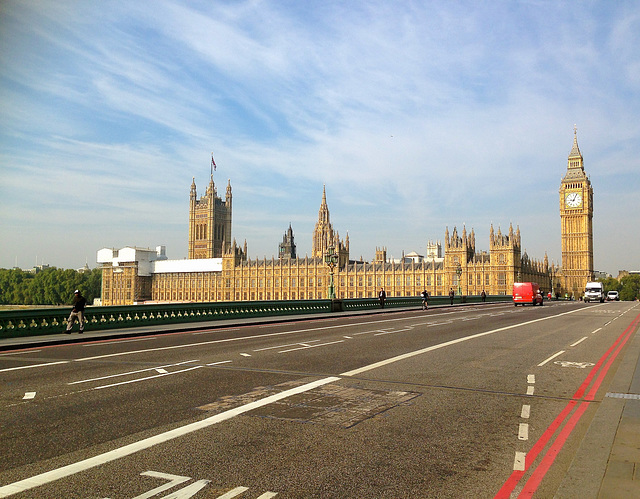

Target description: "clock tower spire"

left=559, top=126, right=594, bottom=297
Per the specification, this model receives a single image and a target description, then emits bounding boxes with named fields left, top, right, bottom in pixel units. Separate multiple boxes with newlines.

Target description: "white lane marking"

left=0, top=350, right=42, bottom=356
left=0, top=376, right=340, bottom=497
left=570, top=337, right=588, bottom=347
left=343, top=336, right=352, bottom=339
left=527, top=374, right=535, bottom=384
left=22, top=392, right=36, bottom=400
left=68, top=360, right=199, bottom=385
left=218, top=487, right=249, bottom=498
left=240, top=353, right=251, bottom=357
left=279, top=340, right=345, bottom=353
left=538, top=350, right=565, bottom=367
left=526, top=386, right=535, bottom=396
left=0, top=361, right=69, bottom=373
left=155, top=368, right=168, bottom=374
left=206, top=360, right=232, bottom=366
left=374, top=327, right=413, bottom=336
left=514, top=451, right=526, bottom=471
left=521, top=405, right=531, bottom=419
left=341, top=307, right=585, bottom=377
left=253, top=339, right=321, bottom=352
left=134, top=471, right=190, bottom=499
left=518, top=423, right=529, bottom=441
left=94, top=366, right=204, bottom=390
left=591, top=328, right=601, bottom=334
left=162, top=479, right=210, bottom=497
left=72, top=310, right=491, bottom=363
left=256, top=493, right=278, bottom=499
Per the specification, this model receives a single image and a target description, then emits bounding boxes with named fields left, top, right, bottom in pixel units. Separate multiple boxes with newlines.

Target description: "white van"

left=584, top=282, right=604, bottom=303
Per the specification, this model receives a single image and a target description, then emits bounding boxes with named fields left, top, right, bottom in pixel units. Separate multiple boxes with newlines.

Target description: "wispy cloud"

left=1, top=0, right=638, bottom=274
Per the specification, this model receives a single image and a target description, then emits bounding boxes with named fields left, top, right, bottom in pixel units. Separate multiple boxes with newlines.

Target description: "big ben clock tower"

left=559, top=126, right=594, bottom=296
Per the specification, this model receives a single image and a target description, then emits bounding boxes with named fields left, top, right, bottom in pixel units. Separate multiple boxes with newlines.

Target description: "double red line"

left=495, top=311, right=640, bottom=498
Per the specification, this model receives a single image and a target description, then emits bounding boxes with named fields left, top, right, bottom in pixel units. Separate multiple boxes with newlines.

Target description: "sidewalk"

left=556, top=316, right=640, bottom=498
left=1, top=304, right=639, bottom=497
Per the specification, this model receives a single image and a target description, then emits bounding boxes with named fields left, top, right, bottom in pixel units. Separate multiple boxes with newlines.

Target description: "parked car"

left=607, top=291, right=620, bottom=301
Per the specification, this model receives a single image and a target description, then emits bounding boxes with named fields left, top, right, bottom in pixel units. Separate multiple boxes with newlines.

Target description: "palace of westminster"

left=98, top=130, right=594, bottom=306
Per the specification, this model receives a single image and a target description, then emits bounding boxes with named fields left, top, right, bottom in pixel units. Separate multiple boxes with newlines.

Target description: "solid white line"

left=279, top=340, right=344, bottom=353
left=521, top=405, right=530, bottom=419
left=205, top=360, right=232, bottom=366
left=94, top=366, right=203, bottom=390
left=538, top=350, right=565, bottom=367
left=0, top=361, right=69, bottom=373
left=518, top=423, right=529, bottom=440
left=570, top=337, right=588, bottom=347
left=68, top=360, right=199, bottom=385
left=218, top=486, right=249, bottom=498
left=0, top=376, right=340, bottom=497
left=71, top=311, right=486, bottom=363
left=514, top=451, right=526, bottom=471
left=341, top=307, right=585, bottom=377
left=22, top=392, right=36, bottom=400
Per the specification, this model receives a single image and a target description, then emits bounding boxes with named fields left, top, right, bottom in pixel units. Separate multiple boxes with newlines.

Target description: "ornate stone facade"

left=100, top=131, right=605, bottom=306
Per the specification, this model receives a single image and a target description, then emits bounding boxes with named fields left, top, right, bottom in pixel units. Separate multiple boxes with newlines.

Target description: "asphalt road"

left=0, top=300, right=637, bottom=498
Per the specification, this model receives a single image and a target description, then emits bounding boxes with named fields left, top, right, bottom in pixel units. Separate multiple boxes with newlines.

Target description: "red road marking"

left=495, top=312, right=640, bottom=498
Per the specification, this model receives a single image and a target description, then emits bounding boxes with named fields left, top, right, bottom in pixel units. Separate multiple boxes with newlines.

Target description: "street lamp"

left=324, top=246, right=338, bottom=299
left=456, top=263, right=462, bottom=296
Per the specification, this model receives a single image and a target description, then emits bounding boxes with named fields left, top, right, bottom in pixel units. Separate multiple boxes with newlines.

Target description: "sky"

left=1, top=1, right=638, bottom=277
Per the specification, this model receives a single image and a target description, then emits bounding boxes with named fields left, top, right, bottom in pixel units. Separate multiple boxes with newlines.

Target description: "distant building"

left=99, top=130, right=597, bottom=305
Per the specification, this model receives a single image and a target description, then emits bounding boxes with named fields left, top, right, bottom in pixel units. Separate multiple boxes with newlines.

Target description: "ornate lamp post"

left=324, top=246, right=338, bottom=299
left=456, top=263, right=462, bottom=296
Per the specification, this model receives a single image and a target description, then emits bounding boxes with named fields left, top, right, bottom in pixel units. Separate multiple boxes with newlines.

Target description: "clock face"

left=565, top=192, right=583, bottom=208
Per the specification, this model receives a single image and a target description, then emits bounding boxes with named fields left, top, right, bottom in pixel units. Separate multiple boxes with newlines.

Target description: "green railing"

left=0, top=295, right=511, bottom=339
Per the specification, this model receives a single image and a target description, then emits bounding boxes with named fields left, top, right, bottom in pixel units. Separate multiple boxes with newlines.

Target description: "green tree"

left=619, top=274, right=640, bottom=301
left=599, top=277, right=621, bottom=294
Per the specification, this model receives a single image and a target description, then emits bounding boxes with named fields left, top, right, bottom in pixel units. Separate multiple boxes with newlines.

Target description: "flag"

left=211, top=153, right=217, bottom=172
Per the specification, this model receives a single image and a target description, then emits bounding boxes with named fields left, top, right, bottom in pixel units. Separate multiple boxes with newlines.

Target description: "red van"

left=513, top=282, right=544, bottom=306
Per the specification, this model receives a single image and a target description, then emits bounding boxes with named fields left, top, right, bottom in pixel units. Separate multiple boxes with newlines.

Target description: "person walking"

left=449, top=288, right=455, bottom=305
left=378, top=287, right=386, bottom=308
left=65, top=289, right=87, bottom=334
left=421, top=289, right=429, bottom=310
left=481, top=290, right=486, bottom=302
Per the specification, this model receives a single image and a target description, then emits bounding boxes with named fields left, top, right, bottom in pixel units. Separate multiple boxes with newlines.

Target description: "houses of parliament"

left=98, top=130, right=594, bottom=306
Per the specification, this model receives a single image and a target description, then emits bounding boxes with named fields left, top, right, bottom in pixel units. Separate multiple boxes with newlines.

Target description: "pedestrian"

left=449, top=288, right=455, bottom=305
left=65, top=289, right=87, bottom=334
left=379, top=287, right=386, bottom=308
left=421, top=289, right=429, bottom=310
left=481, top=290, right=486, bottom=302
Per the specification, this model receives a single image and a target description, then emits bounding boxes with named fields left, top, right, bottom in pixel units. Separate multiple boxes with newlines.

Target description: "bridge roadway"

left=0, top=301, right=638, bottom=498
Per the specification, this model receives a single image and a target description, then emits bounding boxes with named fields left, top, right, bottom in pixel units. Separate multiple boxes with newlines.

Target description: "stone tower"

left=188, top=176, right=232, bottom=259
left=312, top=185, right=349, bottom=266
left=279, top=224, right=297, bottom=259
left=559, top=127, right=594, bottom=295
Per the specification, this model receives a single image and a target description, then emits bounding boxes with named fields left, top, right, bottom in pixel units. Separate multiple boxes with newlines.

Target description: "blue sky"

left=1, top=1, right=638, bottom=276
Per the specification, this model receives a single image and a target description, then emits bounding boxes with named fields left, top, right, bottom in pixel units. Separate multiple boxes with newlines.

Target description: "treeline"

left=0, top=267, right=101, bottom=306
left=600, top=274, right=640, bottom=301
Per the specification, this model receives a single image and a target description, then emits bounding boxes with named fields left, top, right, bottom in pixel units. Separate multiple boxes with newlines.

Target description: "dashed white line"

left=514, top=451, right=526, bottom=471
left=570, top=337, right=588, bottom=347
left=591, top=327, right=602, bottom=334
left=94, top=366, right=203, bottom=390
left=538, top=350, right=565, bottom=367
left=521, top=405, right=531, bottom=419
left=22, top=392, right=36, bottom=400
left=518, top=423, right=529, bottom=441
left=527, top=374, right=536, bottom=384
left=526, top=386, right=535, bottom=396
